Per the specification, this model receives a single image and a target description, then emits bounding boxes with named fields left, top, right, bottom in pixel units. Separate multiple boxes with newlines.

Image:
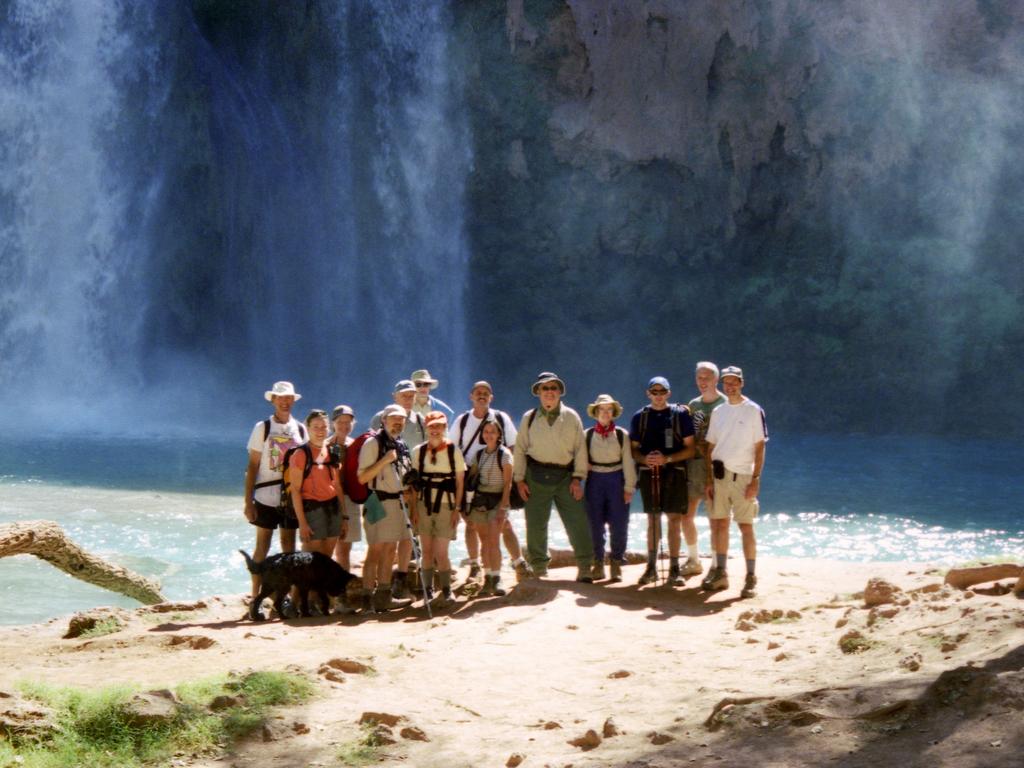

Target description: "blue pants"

left=585, top=470, right=629, bottom=563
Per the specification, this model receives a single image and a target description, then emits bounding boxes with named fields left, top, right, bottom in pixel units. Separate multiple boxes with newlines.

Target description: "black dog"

left=239, top=550, right=357, bottom=621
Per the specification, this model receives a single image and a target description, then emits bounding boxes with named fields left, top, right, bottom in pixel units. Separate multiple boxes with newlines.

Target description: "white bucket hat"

left=265, top=381, right=302, bottom=402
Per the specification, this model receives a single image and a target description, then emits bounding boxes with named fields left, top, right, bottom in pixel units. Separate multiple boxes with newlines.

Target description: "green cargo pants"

left=524, top=467, right=594, bottom=571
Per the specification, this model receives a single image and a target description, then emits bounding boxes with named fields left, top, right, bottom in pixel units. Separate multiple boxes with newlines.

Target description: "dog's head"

left=324, top=560, right=359, bottom=596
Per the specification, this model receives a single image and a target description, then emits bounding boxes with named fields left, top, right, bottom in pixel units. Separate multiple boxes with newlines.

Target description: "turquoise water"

left=0, top=433, right=1021, bottom=625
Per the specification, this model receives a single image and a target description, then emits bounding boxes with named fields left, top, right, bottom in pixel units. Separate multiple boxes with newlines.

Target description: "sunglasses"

left=648, top=388, right=668, bottom=395
left=539, top=385, right=561, bottom=392
left=415, top=383, right=432, bottom=389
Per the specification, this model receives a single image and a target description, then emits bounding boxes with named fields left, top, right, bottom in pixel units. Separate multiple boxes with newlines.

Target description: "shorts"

left=637, top=467, right=687, bottom=514
left=687, top=458, right=708, bottom=501
left=416, top=503, right=458, bottom=539
left=304, top=498, right=342, bottom=541
left=468, top=490, right=503, bottom=526
left=710, top=473, right=759, bottom=524
left=363, top=498, right=412, bottom=545
left=341, top=495, right=362, bottom=543
left=250, top=500, right=299, bottom=531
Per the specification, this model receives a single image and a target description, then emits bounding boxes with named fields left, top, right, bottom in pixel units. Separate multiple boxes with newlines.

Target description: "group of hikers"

left=243, top=364, right=768, bottom=617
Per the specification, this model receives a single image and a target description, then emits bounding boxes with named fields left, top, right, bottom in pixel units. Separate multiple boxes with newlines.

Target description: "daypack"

left=585, top=426, right=626, bottom=467
left=279, top=443, right=316, bottom=511
left=417, top=442, right=458, bottom=516
left=636, top=404, right=690, bottom=448
left=343, top=430, right=387, bottom=504
left=253, top=419, right=308, bottom=493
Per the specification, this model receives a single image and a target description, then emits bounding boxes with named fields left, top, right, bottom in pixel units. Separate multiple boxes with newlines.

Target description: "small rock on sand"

left=608, top=670, right=631, bottom=679
left=506, top=753, right=526, bottom=768
left=649, top=731, right=674, bottom=745
left=359, top=711, right=403, bottom=727
left=568, top=729, right=601, bottom=750
left=864, top=578, right=902, bottom=607
left=543, top=720, right=563, bottom=730
left=323, top=658, right=371, bottom=674
left=400, top=726, right=429, bottom=741
left=124, top=690, right=179, bottom=727
left=602, top=717, right=620, bottom=737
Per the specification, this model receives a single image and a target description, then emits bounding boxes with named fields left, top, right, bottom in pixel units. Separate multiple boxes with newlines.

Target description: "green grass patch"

left=335, top=725, right=384, bottom=766
left=77, top=617, right=124, bottom=639
left=7, top=671, right=315, bottom=768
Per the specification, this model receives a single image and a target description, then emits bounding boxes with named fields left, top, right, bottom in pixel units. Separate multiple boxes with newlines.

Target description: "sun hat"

left=382, top=404, right=407, bottom=420
left=531, top=371, right=566, bottom=395
left=586, top=394, right=623, bottom=420
left=331, top=404, right=355, bottom=420
left=720, top=366, right=744, bottom=381
left=470, top=380, right=493, bottom=394
left=647, top=376, right=671, bottom=391
left=424, top=410, right=448, bottom=427
left=265, top=381, right=302, bottom=402
left=410, top=369, right=439, bottom=389
left=393, top=379, right=417, bottom=394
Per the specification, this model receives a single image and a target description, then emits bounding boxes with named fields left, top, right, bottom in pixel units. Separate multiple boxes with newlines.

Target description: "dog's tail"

left=238, top=549, right=262, bottom=575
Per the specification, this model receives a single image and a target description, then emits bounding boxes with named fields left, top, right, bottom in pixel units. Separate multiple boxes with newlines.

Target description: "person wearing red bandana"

left=583, top=394, right=636, bottom=582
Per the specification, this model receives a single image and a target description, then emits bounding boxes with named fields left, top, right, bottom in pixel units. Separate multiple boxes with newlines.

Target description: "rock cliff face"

left=456, top=0, right=1024, bottom=433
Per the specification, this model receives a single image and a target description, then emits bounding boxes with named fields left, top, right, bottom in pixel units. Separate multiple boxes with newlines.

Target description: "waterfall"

left=0, top=1, right=472, bottom=430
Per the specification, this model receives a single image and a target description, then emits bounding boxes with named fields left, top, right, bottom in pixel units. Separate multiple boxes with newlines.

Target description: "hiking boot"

left=248, top=598, right=265, bottom=622
left=373, top=587, right=393, bottom=612
left=333, top=597, right=356, bottom=616
left=531, top=565, right=548, bottom=579
left=638, top=564, right=658, bottom=586
left=514, top=560, right=534, bottom=582
left=491, top=576, right=507, bottom=597
left=668, top=564, right=683, bottom=586
left=435, top=588, right=454, bottom=607
left=741, top=574, right=758, bottom=599
left=702, top=568, right=729, bottom=592
left=576, top=567, right=594, bottom=584
left=359, top=590, right=376, bottom=614
left=682, top=557, right=703, bottom=577
left=609, top=561, right=622, bottom=583
left=591, top=561, right=606, bottom=581
left=468, top=562, right=483, bottom=582
left=479, top=575, right=496, bottom=597
left=391, top=572, right=410, bottom=600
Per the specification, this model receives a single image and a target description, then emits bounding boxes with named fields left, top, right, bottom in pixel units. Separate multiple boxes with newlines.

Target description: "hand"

left=383, top=449, right=398, bottom=464
left=244, top=501, right=256, bottom=523
left=570, top=479, right=583, bottom=501
left=299, top=523, right=313, bottom=543
left=517, top=481, right=530, bottom=502
left=645, top=451, right=665, bottom=468
left=744, top=477, right=760, bottom=500
left=705, top=484, right=714, bottom=503
left=623, top=490, right=634, bottom=505
left=451, top=509, right=460, bottom=527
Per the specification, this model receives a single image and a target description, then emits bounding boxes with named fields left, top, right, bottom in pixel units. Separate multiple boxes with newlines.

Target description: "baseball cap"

left=647, top=376, right=671, bottom=391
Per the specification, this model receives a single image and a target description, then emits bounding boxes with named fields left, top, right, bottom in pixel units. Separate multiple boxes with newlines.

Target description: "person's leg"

left=393, top=537, right=413, bottom=598
left=584, top=475, right=605, bottom=567
left=608, top=475, right=629, bottom=574
left=279, top=528, right=297, bottom=554
left=377, top=542, right=398, bottom=586
left=524, top=477, right=555, bottom=573
left=484, top=519, right=502, bottom=573
left=251, top=526, right=274, bottom=600
left=465, top=519, right=480, bottom=567
left=334, top=540, right=352, bottom=570
left=501, top=518, right=522, bottom=560
left=739, top=522, right=756, bottom=563
left=551, top=478, right=593, bottom=573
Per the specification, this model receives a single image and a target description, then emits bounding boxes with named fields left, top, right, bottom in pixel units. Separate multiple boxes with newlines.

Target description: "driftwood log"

left=944, top=564, right=1023, bottom=596
left=0, top=520, right=165, bottom=605
left=547, top=548, right=648, bottom=568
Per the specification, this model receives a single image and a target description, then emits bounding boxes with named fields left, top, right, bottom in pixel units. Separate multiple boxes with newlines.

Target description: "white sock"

left=512, top=556, right=526, bottom=566
left=487, top=569, right=500, bottom=577
left=469, top=557, right=481, bottom=565
left=687, top=544, right=699, bottom=560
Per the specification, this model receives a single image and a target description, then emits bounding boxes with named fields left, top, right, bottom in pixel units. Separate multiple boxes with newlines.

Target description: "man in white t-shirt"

left=243, top=381, right=308, bottom=619
left=450, top=380, right=530, bottom=580
left=702, top=366, right=768, bottom=598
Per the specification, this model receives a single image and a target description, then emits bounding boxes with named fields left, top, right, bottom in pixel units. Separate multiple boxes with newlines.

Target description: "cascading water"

left=0, top=0, right=472, bottom=430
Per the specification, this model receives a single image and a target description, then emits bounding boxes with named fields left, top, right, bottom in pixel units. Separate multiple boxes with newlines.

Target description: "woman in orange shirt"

left=288, top=410, right=347, bottom=559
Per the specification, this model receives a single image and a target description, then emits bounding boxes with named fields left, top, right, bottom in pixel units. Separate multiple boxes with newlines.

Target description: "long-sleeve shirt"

left=513, top=403, right=587, bottom=482
left=585, top=426, right=637, bottom=493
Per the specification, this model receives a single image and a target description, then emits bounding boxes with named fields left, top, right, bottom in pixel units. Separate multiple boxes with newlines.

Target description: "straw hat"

left=586, top=394, right=623, bottom=420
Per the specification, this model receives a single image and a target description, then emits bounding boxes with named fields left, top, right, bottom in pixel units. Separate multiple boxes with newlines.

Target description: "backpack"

left=253, top=419, right=308, bottom=493
left=417, top=442, right=458, bottom=515
left=456, top=409, right=513, bottom=453
left=637, top=404, right=689, bottom=448
left=343, top=430, right=386, bottom=504
left=279, top=444, right=315, bottom=512
left=585, top=426, right=626, bottom=467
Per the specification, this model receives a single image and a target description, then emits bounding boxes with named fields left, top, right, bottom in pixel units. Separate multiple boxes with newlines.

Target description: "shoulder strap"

left=497, top=411, right=511, bottom=446
left=616, top=426, right=625, bottom=449
left=585, top=427, right=595, bottom=458
left=262, top=419, right=271, bottom=443
left=639, top=406, right=650, bottom=442
left=298, top=422, right=308, bottom=442
left=447, top=443, right=456, bottom=477
left=457, top=412, right=471, bottom=451
left=419, top=444, right=426, bottom=475
left=527, top=408, right=537, bottom=430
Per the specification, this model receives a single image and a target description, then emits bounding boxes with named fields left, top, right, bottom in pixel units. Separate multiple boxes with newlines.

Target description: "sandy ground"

left=3, top=555, right=1023, bottom=768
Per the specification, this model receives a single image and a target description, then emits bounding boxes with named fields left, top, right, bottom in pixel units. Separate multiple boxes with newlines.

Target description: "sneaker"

left=514, top=560, right=534, bottom=582
left=703, top=568, right=729, bottom=592
left=668, top=564, right=683, bottom=586
left=468, top=562, right=483, bottom=582
left=576, top=567, right=594, bottom=584
left=682, top=557, right=703, bottom=577
left=741, top=573, right=757, bottom=599
left=638, top=564, right=658, bottom=585
left=591, top=561, right=606, bottom=581
left=609, top=561, right=622, bottom=583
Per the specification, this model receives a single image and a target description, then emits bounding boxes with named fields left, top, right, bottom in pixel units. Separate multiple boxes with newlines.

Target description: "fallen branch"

left=943, top=564, right=1022, bottom=592
left=547, top=548, right=647, bottom=568
left=0, top=520, right=165, bottom=605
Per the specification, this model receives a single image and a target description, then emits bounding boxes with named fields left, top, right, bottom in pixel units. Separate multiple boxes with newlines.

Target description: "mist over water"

left=0, top=1, right=471, bottom=429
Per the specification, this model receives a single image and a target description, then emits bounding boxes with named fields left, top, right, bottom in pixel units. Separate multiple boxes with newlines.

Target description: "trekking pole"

left=398, top=492, right=432, bottom=619
left=651, top=464, right=663, bottom=585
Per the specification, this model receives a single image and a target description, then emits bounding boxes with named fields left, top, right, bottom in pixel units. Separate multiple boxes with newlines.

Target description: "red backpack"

left=343, top=430, right=383, bottom=503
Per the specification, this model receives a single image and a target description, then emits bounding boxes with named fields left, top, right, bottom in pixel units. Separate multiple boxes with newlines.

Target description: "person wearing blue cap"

left=629, top=376, right=696, bottom=586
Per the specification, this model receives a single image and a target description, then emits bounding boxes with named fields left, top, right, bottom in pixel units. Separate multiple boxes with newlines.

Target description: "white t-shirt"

left=705, top=399, right=768, bottom=476
left=247, top=417, right=307, bottom=506
left=450, top=409, right=518, bottom=465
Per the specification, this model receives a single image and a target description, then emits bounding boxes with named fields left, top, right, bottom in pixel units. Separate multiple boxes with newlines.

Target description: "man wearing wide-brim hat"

left=410, top=369, right=454, bottom=419
left=512, top=372, right=595, bottom=581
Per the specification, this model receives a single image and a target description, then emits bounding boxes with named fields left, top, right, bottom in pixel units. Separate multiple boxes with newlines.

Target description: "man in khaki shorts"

left=358, top=404, right=415, bottom=612
left=703, top=366, right=768, bottom=598
left=685, top=362, right=726, bottom=573
left=410, top=411, right=466, bottom=606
